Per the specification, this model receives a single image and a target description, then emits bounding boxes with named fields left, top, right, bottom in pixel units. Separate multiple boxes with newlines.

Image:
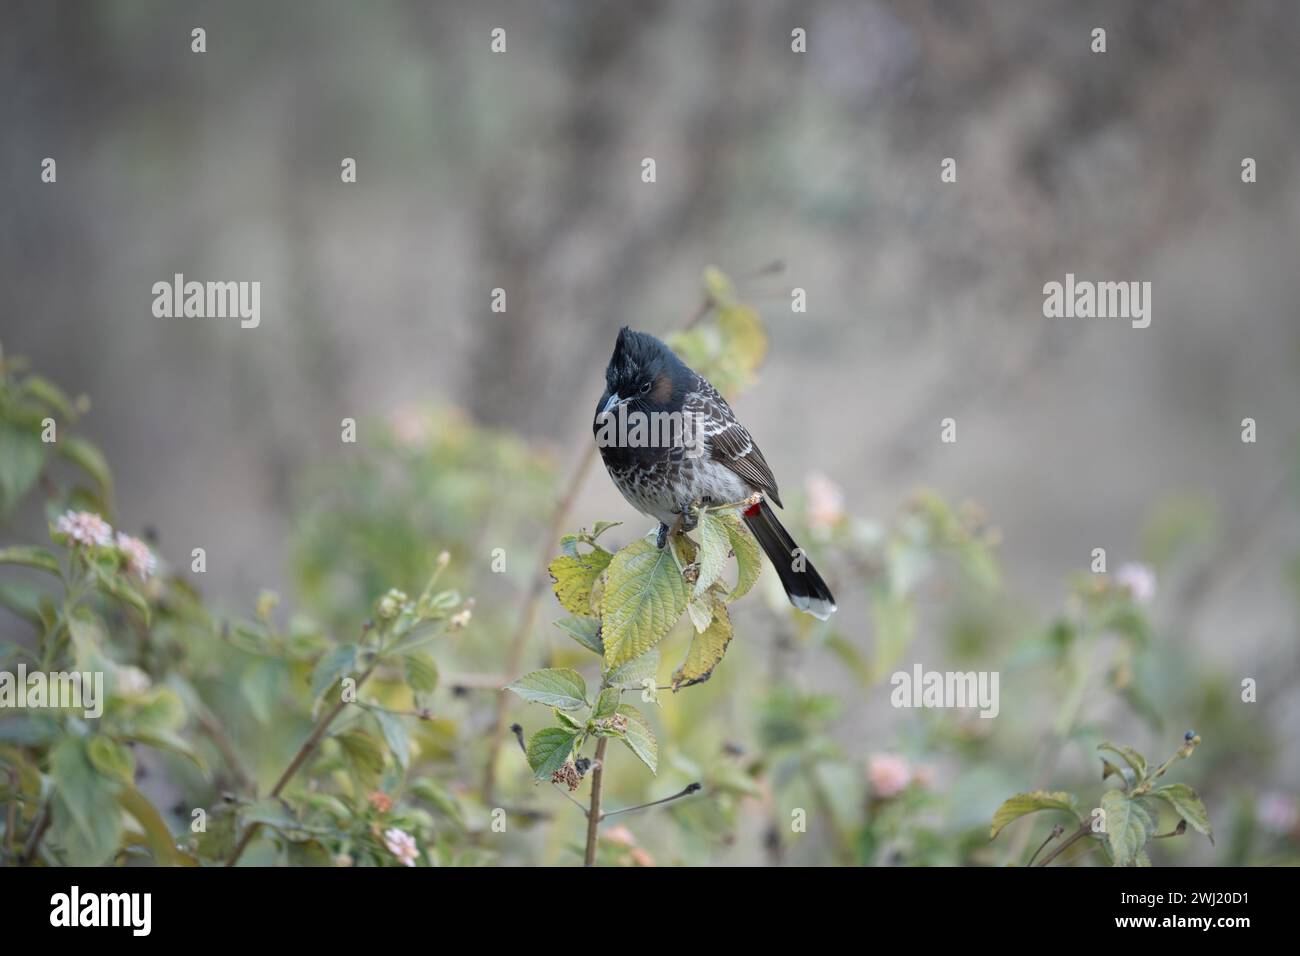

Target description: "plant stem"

left=601, top=782, right=701, bottom=818
left=583, top=737, right=609, bottom=866
left=226, top=660, right=376, bottom=866
left=1037, top=821, right=1094, bottom=867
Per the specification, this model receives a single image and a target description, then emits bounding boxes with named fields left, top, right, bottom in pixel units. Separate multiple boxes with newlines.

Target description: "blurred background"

left=2, top=0, right=1299, bottom=866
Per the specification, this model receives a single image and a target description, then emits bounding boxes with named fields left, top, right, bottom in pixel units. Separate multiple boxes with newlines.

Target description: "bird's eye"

left=640, top=381, right=652, bottom=394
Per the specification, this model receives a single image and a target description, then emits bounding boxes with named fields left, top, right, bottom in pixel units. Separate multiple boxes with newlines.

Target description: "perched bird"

left=593, top=327, right=836, bottom=620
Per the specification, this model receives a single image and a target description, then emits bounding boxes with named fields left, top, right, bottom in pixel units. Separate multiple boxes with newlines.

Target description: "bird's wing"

left=686, top=379, right=783, bottom=507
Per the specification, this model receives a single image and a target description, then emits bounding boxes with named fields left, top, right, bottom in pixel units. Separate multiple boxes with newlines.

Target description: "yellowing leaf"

left=672, top=599, right=733, bottom=689
left=989, top=790, right=1081, bottom=840
left=719, top=511, right=761, bottom=601
left=599, top=539, right=689, bottom=668
left=549, top=548, right=613, bottom=616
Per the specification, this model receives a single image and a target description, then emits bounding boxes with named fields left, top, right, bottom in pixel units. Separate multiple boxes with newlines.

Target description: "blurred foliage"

left=2, top=262, right=1298, bottom=866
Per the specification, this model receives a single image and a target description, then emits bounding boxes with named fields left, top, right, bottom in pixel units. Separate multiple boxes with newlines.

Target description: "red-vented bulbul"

left=593, top=327, right=837, bottom=620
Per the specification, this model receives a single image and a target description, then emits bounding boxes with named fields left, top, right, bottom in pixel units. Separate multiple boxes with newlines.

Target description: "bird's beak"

left=599, top=393, right=623, bottom=417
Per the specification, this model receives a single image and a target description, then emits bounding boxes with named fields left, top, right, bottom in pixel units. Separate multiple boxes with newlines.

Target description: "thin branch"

left=600, top=782, right=701, bottom=819
left=583, top=738, right=609, bottom=866
left=1037, top=822, right=1096, bottom=867
left=226, top=657, right=377, bottom=866
left=19, top=801, right=50, bottom=866
left=1027, top=823, right=1066, bottom=867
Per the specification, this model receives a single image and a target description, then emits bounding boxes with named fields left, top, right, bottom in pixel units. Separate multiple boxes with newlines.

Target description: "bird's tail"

left=742, top=499, right=837, bottom=620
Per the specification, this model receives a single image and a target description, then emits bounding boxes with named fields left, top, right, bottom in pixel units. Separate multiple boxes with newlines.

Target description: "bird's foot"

left=655, top=522, right=670, bottom=550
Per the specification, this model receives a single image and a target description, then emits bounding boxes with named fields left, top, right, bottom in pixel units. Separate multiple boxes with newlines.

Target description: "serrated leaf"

left=721, top=512, right=762, bottom=601
left=593, top=688, right=621, bottom=719
left=554, top=616, right=603, bottom=655
left=989, top=790, right=1081, bottom=839
left=603, top=645, right=659, bottom=690
left=600, top=539, right=690, bottom=667
left=526, top=727, right=576, bottom=779
left=548, top=548, right=613, bottom=616
left=616, top=705, right=657, bottom=774
left=1151, top=783, right=1214, bottom=844
left=1098, top=742, right=1147, bottom=783
left=1102, top=789, right=1153, bottom=866
left=694, top=510, right=730, bottom=598
left=672, top=598, right=733, bottom=689
left=0, top=546, right=61, bottom=575
left=505, top=668, right=588, bottom=710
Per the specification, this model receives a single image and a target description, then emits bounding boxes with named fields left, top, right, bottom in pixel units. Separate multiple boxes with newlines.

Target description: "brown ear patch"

left=650, top=372, right=673, bottom=405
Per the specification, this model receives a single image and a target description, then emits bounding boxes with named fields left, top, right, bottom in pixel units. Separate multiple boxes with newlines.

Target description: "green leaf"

left=1102, top=789, right=1154, bottom=866
left=600, top=539, right=690, bottom=668
left=310, top=644, right=358, bottom=706
left=505, top=668, right=588, bottom=710
left=693, top=510, right=731, bottom=598
left=526, top=727, right=576, bottom=779
left=118, top=785, right=190, bottom=866
left=602, top=646, right=659, bottom=690
left=548, top=547, right=613, bottom=616
left=129, top=728, right=209, bottom=774
left=0, top=545, right=61, bottom=575
left=59, top=436, right=113, bottom=502
left=86, top=735, right=135, bottom=785
left=672, top=598, right=733, bottom=689
left=410, top=777, right=465, bottom=828
left=989, top=790, right=1081, bottom=840
left=0, top=422, right=46, bottom=517
left=22, top=374, right=75, bottom=417
left=49, top=738, right=122, bottom=865
left=372, top=709, right=411, bottom=769
left=1098, top=742, right=1148, bottom=783
left=337, top=729, right=385, bottom=787
left=1151, top=783, right=1214, bottom=844
left=554, top=616, right=603, bottom=656
left=721, top=512, right=762, bottom=601
left=616, top=705, right=658, bottom=774
left=588, top=521, right=622, bottom=541
left=593, top=688, right=621, bottom=719
left=403, top=651, right=440, bottom=695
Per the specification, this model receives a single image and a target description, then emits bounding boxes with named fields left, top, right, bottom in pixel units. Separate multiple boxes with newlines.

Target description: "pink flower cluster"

left=54, top=510, right=157, bottom=581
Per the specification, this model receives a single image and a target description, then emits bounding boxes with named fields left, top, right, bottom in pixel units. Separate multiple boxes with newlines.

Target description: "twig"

left=19, top=801, right=50, bottom=866
left=583, top=738, right=609, bottom=866
left=1037, top=822, right=1095, bottom=867
left=600, top=783, right=701, bottom=819
left=1027, top=823, right=1066, bottom=867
